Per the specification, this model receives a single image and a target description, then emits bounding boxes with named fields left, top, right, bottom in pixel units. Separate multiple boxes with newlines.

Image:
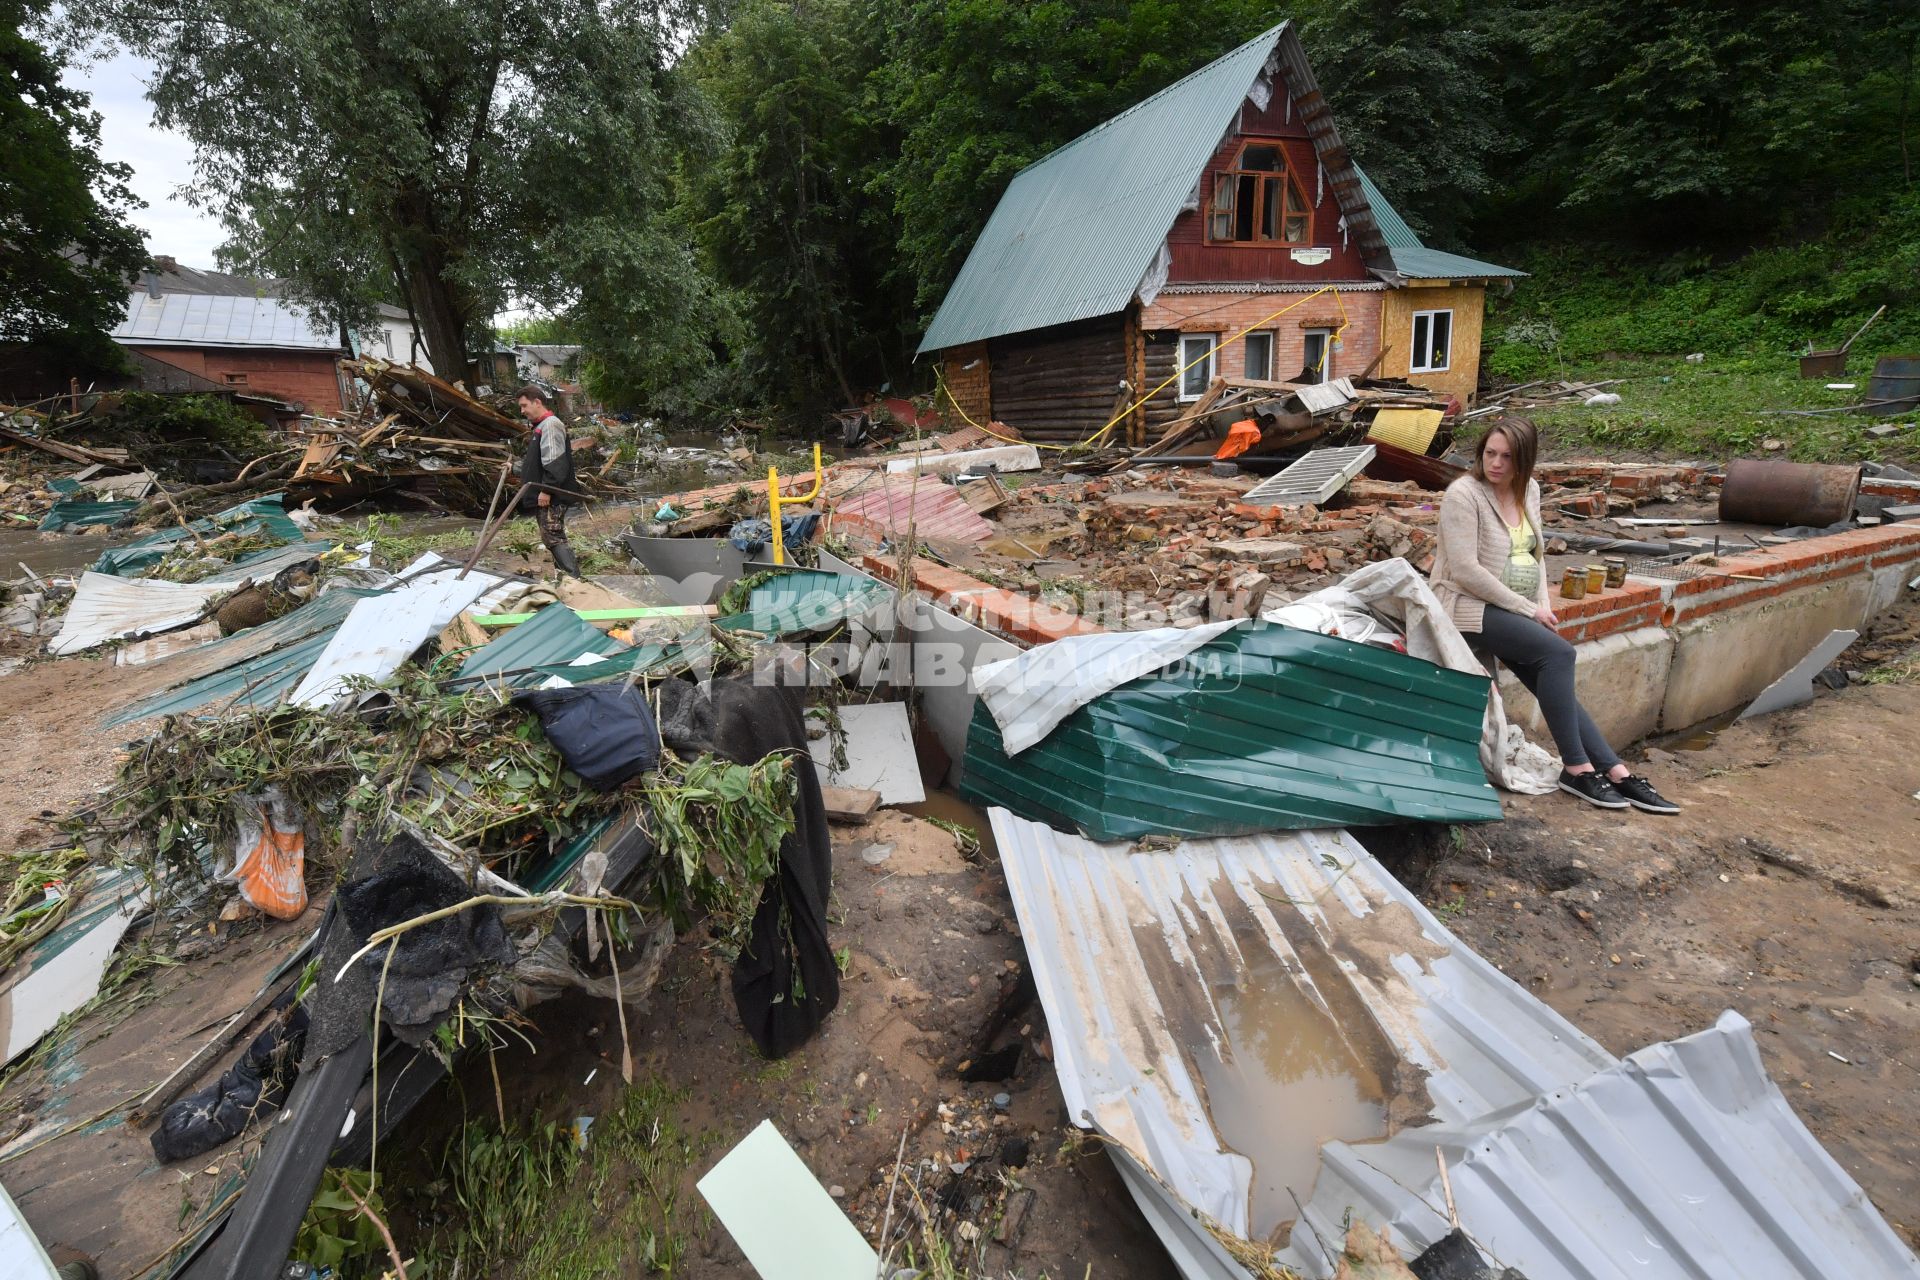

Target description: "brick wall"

left=1139, top=287, right=1384, bottom=387
left=138, top=346, right=347, bottom=414
left=940, top=343, right=991, bottom=426
left=862, top=553, right=1103, bottom=645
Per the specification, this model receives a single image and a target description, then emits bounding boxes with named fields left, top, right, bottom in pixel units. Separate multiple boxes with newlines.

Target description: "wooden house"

left=918, top=22, right=1522, bottom=443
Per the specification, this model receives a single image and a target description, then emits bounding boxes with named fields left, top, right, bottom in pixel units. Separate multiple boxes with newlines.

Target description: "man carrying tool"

left=515, top=384, right=581, bottom=577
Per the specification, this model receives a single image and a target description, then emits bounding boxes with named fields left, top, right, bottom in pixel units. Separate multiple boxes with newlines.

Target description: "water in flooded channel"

left=1193, top=948, right=1391, bottom=1242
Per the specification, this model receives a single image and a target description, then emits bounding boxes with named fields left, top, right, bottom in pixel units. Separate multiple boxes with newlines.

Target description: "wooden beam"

left=821, top=786, right=880, bottom=825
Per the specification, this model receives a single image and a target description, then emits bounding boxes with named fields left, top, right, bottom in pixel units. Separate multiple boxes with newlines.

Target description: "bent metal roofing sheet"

left=991, top=809, right=1920, bottom=1280
left=110, top=291, right=342, bottom=351
left=961, top=620, right=1502, bottom=837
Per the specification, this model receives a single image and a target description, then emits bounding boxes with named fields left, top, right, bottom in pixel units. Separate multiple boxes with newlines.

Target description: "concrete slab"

left=1738, top=629, right=1858, bottom=719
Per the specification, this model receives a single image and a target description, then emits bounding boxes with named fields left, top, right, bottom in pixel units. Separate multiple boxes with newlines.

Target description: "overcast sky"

left=61, top=47, right=227, bottom=269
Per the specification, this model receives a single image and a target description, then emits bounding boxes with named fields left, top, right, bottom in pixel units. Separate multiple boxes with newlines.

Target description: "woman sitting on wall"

left=1430, top=417, right=1679, bottom=814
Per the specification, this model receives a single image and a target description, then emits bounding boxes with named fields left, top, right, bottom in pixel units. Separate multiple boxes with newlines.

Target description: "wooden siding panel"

left=1167, top=129, right=1370, bottom=284
left=1376, top=284, right=1487, bottom=406
left=1143, top=330, right=1184, bottom=433
left=988, top=315, right=1128, bottom=443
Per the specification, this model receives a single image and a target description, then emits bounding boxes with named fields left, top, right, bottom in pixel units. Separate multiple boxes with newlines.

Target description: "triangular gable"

left=919, top=22, right=1396, bottom=354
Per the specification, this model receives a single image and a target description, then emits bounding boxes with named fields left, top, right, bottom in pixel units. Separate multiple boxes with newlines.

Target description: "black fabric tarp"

left=657, top=676, right=837, bottom=1058
left=151, top=995, right=308, bottom=1164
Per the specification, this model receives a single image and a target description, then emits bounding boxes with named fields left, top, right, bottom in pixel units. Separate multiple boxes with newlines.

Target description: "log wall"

left=987, top=314, right=1128, bottom=443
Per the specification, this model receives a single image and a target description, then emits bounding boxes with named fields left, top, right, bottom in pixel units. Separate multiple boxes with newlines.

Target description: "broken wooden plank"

left=820, top=786, right=881, bottom=825
left=0, top=422, right=111, bottom=467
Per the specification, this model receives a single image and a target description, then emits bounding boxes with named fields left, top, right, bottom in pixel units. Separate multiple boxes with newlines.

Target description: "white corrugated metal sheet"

left=970, top=621, right=1239, bottom=755
left=47, top=572, right=229, bottom=656
left=111, top=291, right=341, bottom=350
left=991, top=808, right=1920, bottom=1280
left=288, top=556, right=504, bottom=708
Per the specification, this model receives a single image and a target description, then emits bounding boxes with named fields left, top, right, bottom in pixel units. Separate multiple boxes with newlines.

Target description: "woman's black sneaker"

left=1613, top=774, right=1679, bottom=814
left=1558, top=769, right=1628, bottom=809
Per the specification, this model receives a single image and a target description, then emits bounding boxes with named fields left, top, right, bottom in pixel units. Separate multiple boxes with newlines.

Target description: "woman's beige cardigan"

left=1430, top=475, right=1549, bottom=633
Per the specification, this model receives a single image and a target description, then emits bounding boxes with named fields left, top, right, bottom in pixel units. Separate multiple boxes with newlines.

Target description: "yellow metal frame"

left=766, top=443, right=823, bottom=565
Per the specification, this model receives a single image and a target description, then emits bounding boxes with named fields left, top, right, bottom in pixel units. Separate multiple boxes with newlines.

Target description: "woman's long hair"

left=1471, top=417, right=1538, bottom=501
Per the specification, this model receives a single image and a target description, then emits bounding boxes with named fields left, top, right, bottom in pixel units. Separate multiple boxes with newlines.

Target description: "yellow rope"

left=934, top=285, right=1354, bottom=450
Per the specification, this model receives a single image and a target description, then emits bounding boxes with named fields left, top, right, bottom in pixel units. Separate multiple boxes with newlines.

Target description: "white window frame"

left=1300, top=327, right=1334, bottom=384
left=1178, top=333, right=1219, bottom=401
left=1242, top=330, right=1276, bottom=382
left=1411, top=309, right=1453, bottom=373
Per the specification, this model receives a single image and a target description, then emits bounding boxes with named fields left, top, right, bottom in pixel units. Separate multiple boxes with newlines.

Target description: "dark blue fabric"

left=727, top=512, right=822, bottom=554
left=514, top=683, right=661, bottom=791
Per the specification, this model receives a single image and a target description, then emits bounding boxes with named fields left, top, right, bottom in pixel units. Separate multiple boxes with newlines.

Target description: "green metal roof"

left=39, top=499, right=137, bottom=531
left=90, top=495, right=305, bottom=576
left=108, top=629, right=338, bottom=726
left=1356, top=167, right=1424, bottom=250
left=714, top=569, right=892, bottom=636
left=1387, top=245, right=1526, bottom=281
left=1356, top=167, right=1523, bottom=278
left=104, top=587, right=379, bottom=726
left=960, top=620, right=1502, bottom=840
left=454, top=602, right=628, bottom=689
left=919, top=25, right=1294, bottom=354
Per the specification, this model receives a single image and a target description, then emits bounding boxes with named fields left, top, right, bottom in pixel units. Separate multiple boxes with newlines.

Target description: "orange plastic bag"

left=1214, top=418, right=1261, bottom=460
left=228, top=788, right=308, bottom=919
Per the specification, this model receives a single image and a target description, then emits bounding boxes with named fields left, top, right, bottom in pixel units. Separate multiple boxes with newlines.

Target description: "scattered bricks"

left=1554, top=492, right=1608, bottom=517
left=1207, top=538, right=1306, bottom=565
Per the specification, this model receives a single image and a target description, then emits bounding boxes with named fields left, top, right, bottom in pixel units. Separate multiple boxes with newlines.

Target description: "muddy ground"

left=2, top=510, right=1918, bottom=1273
left=1414, top=646, right=1920, bottom=1253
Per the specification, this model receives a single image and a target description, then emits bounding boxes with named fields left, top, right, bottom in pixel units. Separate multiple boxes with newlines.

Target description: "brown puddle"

left=1193, top=947, right=1392, bottom=1242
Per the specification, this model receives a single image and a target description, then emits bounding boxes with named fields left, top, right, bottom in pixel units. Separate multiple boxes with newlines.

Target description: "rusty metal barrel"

left=1720, top=459, right=1861, bottom=528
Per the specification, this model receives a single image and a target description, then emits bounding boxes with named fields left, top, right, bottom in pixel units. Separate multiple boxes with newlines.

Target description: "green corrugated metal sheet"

left=714, top=569, right=891, bottom=636
left=918, top=26, right=1289, bottom=353
left=455, top=603, right=627, bottom=689
left=1388, top=245, right=1526, bottom=280
left=960, top=621, right=1502, bottom=839
left=108, top=629, right=338, bottom=726
left=38, top=499, right=137, bottom=531
left=1356, top=168, right=1522, bottom=277
left=1357, top=167, right=1425, bottom=250
left=90, top=495, right=303, bottom=576
left=105, top=587, right=377, bottom=726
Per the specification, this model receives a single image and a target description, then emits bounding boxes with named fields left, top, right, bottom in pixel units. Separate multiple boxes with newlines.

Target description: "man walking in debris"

left=515, top=385, right=582, bottom=577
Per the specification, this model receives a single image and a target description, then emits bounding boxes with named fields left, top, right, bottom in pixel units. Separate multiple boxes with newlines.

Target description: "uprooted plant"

left=86, top=674, right=801, bottom=952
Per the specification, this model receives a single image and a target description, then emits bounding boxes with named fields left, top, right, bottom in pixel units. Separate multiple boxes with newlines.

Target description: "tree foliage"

left=0, top=0, right=147, bottom=354
left=67, top=0, right=724, bottom=396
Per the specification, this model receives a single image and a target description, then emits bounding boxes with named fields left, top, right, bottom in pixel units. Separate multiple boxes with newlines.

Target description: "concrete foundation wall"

left=1661, top=576, right=1874, bottom=729
left=1498, top=625, right=1674, bottom=749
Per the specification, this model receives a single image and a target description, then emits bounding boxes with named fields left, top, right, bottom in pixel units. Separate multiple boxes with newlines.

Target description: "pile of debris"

left=1127, top=373, right=1455, bottom=466
left=0, top=540, right=869, bottom=1275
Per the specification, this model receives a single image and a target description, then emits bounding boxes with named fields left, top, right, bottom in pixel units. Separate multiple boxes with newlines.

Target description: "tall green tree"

left=1511, top=0, right=1856, bottom=225
left=1293, top=0, right=1515, bottom=246
left=0, top=0, right=146, bottom=355
left=686, top=0, right=915, bottom=411
left=67, top=0, right=725, bottom=395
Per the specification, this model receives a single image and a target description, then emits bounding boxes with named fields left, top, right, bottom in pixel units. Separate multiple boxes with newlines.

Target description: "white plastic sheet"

left=971, top=620, right=1242, bottom=756
left=1272, top=557, right=1559, bottom=794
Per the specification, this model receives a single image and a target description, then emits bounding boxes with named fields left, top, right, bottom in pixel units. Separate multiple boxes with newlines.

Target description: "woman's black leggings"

left=1471, top=606, right=1621, bottom=772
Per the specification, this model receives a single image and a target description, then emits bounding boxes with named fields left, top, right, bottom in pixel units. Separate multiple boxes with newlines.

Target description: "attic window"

left=1206, top=142, right=1311, bottom=246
